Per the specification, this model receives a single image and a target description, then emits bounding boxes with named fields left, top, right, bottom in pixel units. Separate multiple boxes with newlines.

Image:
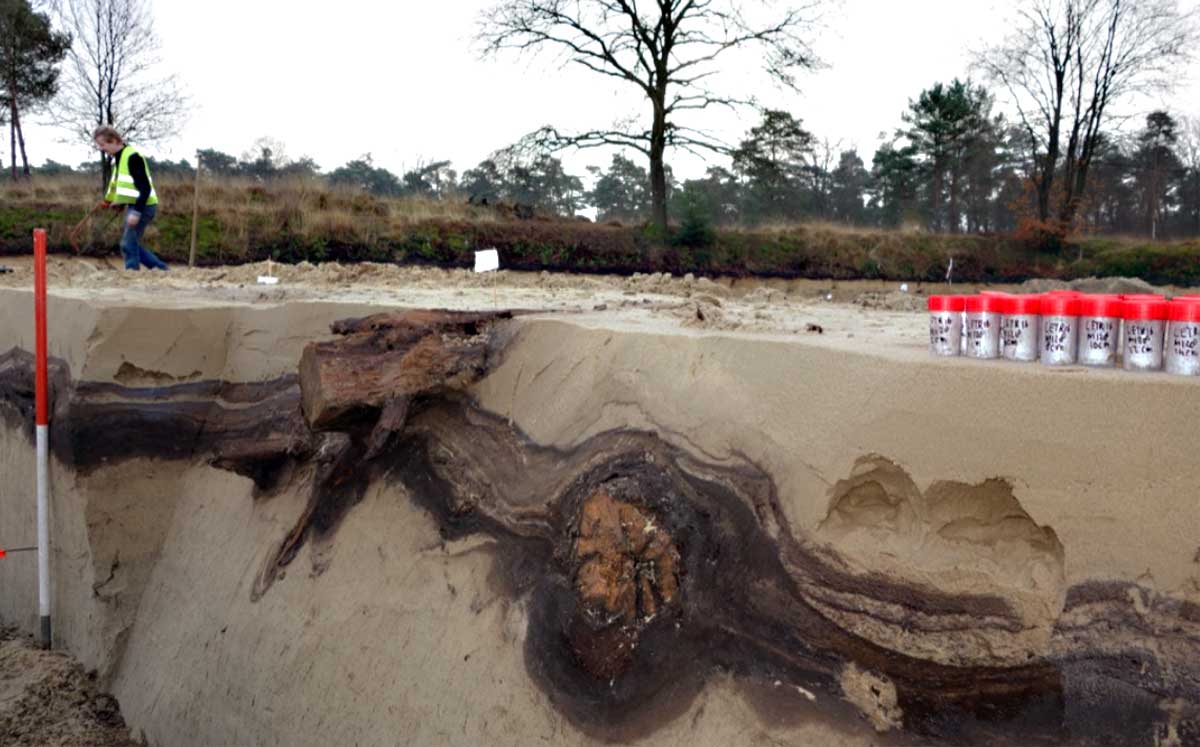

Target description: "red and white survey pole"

left=33, top=228, right=51, bottom=650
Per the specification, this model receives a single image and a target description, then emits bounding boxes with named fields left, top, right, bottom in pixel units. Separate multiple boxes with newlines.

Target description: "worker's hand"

left=97, top=200, right=111, bottom=210
left=126, top=211, right=140, bottom=228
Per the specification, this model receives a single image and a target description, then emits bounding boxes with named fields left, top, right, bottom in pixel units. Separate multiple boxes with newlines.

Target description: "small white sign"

left=257, top=259, right=279, bottom=285
left=474, top=249, right=500, bottom=273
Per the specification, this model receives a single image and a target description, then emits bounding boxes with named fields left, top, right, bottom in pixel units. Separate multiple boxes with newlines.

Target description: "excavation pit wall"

left=0, top=287, right=1197, bottom=746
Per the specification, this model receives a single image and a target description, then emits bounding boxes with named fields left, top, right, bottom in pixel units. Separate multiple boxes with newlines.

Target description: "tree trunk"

left=1037, top=85, right=1064, bottom=224
left=948, top=165, right=961, bottom=234
left=8, top=97, right=15, bottom=181
left=1036, top=132, right=1059, bottom=224
left=649, top=101, right=668, bottom=235
left=15, top=107, right=29, bottom=177
left=1035, top=164, right=1052, bottom=222
left=646, top=59, right=671, bottom=237
left=930, top=159, right=944, bottom=232
left=1057, top=152, right=1094, bottom=230
left=1194, top=172, right=1200, bottom=236
left=298, top=310, right=513, bottom=433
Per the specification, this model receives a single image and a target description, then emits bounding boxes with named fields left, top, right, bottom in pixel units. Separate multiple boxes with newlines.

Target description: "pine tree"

left=732, top=110, right=815, bottom=224
left=0, top=0, right=70, bottom=178
left=869, top=143, right=920, bottom=228
left=830, top=150, right=870, bottom=225
left=1132, top=111, right=1182, bottom=239
left=588, top=154, right=649, bottom=224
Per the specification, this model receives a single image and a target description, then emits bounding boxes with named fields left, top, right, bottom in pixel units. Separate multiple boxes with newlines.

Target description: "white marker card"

left=474, top=249, right=500, bottom=273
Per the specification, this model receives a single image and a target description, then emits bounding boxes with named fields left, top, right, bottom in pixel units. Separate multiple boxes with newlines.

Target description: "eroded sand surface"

left=0, top=260, right=1196, bottom=747
left=0, top=255, right=1183, bottom=342
left=0, top=627, right=137, bottom=747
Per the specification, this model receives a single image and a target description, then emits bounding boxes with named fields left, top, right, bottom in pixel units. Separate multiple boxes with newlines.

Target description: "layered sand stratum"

left=0, top=259, right=1197, bottom=746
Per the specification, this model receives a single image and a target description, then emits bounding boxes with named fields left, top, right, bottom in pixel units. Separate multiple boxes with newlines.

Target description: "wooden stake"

left=188, top=152, right=201, bottom=268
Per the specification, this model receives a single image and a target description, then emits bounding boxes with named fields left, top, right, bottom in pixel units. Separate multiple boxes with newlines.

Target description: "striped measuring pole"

left=33, top=228, right=51, bottom=650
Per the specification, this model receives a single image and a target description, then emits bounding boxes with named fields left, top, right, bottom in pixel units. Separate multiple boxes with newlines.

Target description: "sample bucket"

left=1001, top=294, right=1040, bottom=362
left=964, top=295, right=1004, bottom=359
left=1077, top=295, right=1123, bottom=368
left=927, top=295, right=966, bottom=357
left=1040, top=295, right=1080, bottom=366
left=1165, top=300, right=1200, bottom=376
left=1122, top=298, right=1169, bottom=372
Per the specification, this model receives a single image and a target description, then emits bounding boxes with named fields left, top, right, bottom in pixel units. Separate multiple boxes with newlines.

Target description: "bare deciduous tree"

left=50, top=0, right=187, bottom=185
left=804, top=136, right=841, bottom=219
left=976, top=0, right=1196, bottom=233
left=478, top=0, right=824, bottom=234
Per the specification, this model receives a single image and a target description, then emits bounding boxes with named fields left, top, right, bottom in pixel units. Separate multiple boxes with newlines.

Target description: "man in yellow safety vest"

left=93, top=125, right=168, bottom=271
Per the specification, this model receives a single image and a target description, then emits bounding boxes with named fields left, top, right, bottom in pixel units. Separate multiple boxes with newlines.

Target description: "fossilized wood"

left=298, top=310, right=512, bottom=433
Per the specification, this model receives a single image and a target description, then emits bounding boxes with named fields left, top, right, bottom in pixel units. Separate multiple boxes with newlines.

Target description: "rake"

left=67, top=204, right=122, bottom=256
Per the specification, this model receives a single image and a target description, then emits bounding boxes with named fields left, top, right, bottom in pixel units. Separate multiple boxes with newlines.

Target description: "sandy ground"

left=0, top=256, right=1189, bottom=352
left=0, top=627, right=138, bottom=747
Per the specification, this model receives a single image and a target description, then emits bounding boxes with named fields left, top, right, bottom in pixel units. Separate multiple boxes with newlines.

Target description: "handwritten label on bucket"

left=474, top=249, right=500, bottom=273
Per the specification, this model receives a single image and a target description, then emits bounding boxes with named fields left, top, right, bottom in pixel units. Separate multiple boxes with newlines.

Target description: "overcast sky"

left=17, top=0, right=1200, bottom=182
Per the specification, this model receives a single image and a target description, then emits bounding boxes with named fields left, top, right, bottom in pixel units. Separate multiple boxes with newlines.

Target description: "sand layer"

left=0, top=263, right=1197, bottom=746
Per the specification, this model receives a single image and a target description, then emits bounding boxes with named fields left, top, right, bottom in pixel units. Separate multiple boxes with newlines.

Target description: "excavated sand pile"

left=0, top=265, right=1196, bottom=746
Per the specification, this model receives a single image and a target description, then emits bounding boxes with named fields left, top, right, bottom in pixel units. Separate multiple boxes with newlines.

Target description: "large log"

left=298, top=310, right=512, bottom=434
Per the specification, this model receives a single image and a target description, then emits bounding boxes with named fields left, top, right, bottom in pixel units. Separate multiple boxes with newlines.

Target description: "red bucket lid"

left=1171, top=294, right=1200, bottom=303
left=979, top=290, right=1013, bottom=297
left=1120, top=293, right=1165, bottom=301
left=1002, top=294, right=1042, bottom=315
left=1168, top=300, right=1200, bottom=323
left=964, top=295, right=1005, bottom=314
left=1040, top=294, right=1080, bottom=316
left=1122, top=297, right=1170, bottom=320
left=928, top=295, right=967, bottom=312
left=1077, top=294, right=1124, bottom=318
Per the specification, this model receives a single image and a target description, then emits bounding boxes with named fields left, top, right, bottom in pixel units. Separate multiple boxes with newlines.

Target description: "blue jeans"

left=121, top=204, right=168, bottom=271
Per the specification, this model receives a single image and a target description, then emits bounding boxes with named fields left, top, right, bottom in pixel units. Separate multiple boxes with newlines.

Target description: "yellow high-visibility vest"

left=105, top=146, right=158, bottom=206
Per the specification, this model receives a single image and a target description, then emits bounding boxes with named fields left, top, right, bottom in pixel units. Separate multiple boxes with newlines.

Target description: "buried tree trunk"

left=298, top=309, right=513, bottom=439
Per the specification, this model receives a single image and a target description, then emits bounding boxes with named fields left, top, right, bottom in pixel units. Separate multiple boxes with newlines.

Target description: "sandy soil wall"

left=0, top=287, right=1196, bottom=746
left=476, top=315, right=1200, bottom=595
